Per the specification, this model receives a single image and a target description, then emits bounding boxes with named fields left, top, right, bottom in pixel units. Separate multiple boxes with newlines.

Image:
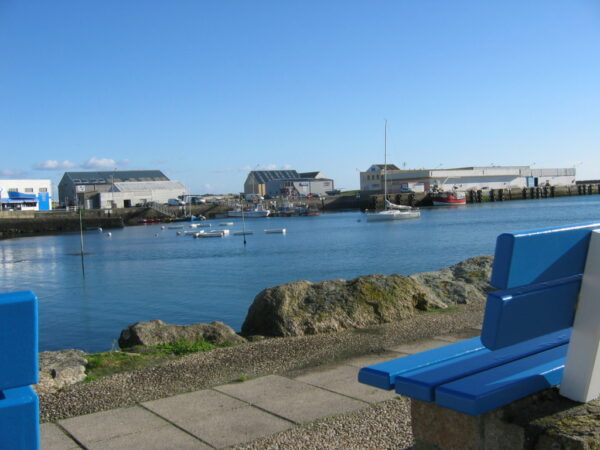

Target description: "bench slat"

left=491, top=222, right=600, bottom=289
left=358, top=338, right=484, bottom=390
left=481, top=276, right=580, bottom=349
left=435, top=344, right=567, bottom=415
left=394, top=328, right=570, bottom=401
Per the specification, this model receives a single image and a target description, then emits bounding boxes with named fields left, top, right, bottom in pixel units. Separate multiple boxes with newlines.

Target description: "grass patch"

left=155, top=338, right=215, bottom=356
left=84, top=338, right=230, bottom=381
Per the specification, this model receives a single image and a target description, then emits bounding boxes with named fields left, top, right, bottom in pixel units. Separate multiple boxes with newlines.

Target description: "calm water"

left=2, top=195, right=600, bottom=353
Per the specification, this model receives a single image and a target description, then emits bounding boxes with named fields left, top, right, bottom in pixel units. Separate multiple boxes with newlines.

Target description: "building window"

left=39, top=188, right=48, bottom=192
left=25, top=188, right=33, bottom=192
left=8, top=188, right=17, bottom=192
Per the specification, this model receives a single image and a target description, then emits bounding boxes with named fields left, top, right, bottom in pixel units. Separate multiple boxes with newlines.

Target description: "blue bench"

left=359, top=222, right=600, bottom=415
left=0, top=291, right=40, bottom=449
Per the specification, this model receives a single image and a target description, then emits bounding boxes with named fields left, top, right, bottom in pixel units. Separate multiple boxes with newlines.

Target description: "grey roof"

left=63, top=170, right=169, bottom=184
left=251, top=170, right=299, bottom=183
left=299, top=171, right=320, bottom=179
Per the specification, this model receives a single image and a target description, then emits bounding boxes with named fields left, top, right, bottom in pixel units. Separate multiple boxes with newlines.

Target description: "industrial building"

left=359, top=165, right=576, bottom=193
left=58, top=170, right=186, bottom=209
left=0, top=179, right=53, bottom=211
left=244, top=170, right=335, bottom=197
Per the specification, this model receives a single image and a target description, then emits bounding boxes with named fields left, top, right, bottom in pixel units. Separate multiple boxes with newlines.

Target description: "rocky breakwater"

left=242, top=255, right=494, bottom=337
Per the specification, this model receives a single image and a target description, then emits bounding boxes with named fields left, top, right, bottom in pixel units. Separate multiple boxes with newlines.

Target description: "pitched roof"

left=251, top=170, right=299, bottom=183
left=373, top=164, right=400, bottom=170
left=299, top=171, right=321, bottom=179
left=63, top=170, right=169, bottom=184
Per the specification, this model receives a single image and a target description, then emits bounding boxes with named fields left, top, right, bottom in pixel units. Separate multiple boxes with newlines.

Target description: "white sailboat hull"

left=366, top=209, right=421, bottom=221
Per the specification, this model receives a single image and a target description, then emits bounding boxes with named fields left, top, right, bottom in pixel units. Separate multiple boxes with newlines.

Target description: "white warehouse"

left=360, top=165, right=576, bottom=193
left=99, top=181, right=187, bottom=209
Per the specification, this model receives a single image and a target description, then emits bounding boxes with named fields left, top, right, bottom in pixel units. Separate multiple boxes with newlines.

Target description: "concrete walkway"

left=41, top=328, right=480, bottom=449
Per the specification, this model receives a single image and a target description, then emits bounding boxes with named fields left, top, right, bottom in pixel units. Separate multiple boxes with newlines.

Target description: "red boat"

left=431, top=191, right=467, bottom=206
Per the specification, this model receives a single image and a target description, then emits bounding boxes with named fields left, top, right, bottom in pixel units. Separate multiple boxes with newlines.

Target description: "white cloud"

left=81, top=157, right=117, bottom=169
left=34, top=160, right=78, bottom=170
left=0, top=169, right=26, bottom=177
left=34, top=157, right=130, bottom=171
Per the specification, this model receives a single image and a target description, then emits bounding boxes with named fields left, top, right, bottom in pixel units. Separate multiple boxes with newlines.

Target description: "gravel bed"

left=40, top=303, right=484, bottom=423
left=233, top=397, right=414, bottom=450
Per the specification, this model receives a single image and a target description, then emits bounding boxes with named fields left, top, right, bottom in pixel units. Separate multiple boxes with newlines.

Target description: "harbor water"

left=2, top=195, right=600, bottom=353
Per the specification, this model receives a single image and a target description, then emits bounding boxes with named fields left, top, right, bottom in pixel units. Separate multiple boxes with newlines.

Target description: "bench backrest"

left=482, top=222, right=600, bottom=350
left=483, top=222, right=600, bottom=402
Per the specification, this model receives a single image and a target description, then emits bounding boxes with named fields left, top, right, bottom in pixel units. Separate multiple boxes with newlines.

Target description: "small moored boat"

left=264, top=228, right=286, bottom=234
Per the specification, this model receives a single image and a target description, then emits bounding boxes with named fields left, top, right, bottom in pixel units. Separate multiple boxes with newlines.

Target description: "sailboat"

left=366, top=121, right=421, bottom=222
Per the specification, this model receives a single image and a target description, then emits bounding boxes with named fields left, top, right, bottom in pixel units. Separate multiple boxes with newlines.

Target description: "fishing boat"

left=431, top=190, right=467, bottom=206
left=228, top=203, right=270, bottom=218
left=366, top=121, right=421, bottom=222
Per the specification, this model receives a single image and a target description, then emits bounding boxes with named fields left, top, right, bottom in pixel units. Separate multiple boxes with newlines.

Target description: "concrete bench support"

left=561, top=229, right=600, bottom=402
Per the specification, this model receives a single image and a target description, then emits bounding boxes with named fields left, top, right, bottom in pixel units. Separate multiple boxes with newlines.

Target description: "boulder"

left=35, top=349, right=87, bottom=394
left=118, top=320, right=246, bottom=349
left=242, top=256, right=494, bottom=337
left=409, top=256, right=494, bottom=305
left=241, top=273, right=447, bottom=337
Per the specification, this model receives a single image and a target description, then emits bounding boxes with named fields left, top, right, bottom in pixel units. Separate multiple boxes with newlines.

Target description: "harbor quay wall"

left=363, top=183, right=600, bottom=210
left=0, top=216, right=124, bottom=239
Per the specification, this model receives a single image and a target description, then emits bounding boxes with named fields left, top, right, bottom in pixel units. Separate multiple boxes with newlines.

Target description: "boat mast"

left=384, top=119, right=387, bottom=210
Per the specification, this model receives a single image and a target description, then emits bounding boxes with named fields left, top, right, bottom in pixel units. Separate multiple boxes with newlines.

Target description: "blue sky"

left=1, top=0, right=599, bottom=194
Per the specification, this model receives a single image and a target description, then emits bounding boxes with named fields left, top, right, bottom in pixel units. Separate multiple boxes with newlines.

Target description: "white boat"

left=228, top=204, right=270, bottom=218
left=366, top=121, right=420, bottom=222
left=194, top=230, right=227, bottom=238
left=264, top=228, right=286, bottom=234
left=218, top=222, right=234, bottom=226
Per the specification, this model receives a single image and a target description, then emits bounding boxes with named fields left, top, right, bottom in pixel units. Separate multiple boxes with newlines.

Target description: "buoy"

left=161, top=226, right=165, bottom=230
left=106, top=232, right=112, bottom=237
left=154, top=233, right=159, bottom=237
left=98, top=227, right=103, bottom=232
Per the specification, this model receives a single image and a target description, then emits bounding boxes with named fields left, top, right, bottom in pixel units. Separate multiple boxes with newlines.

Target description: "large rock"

left=242, top=273, right=447, bottom=337
left=242, top=256, right=493, bottom=337
left=409, top=255, right=494, bottom=305
left=35, top=349, right=87, bottom=394
left=118, top=320, right=246, bottom=349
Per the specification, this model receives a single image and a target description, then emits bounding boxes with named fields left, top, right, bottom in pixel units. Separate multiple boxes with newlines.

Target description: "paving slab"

left=434, top=328, right=482, bottom=342
left=343, top=351, right=407, bottom=368
left=294, top=364, right=398, bottom=403
left=40, top=423, right=81, bottom=450
left=215, top=375, right=367, bottom=424
left=385, top=338, right=450, bottom=354
left=152, top=403, right=291, bottom=448
left=142, top=389, right=247, bottom=418
left=58, top=406, right=172, bottom=447
left=87, top=425, right=208, bottom=450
